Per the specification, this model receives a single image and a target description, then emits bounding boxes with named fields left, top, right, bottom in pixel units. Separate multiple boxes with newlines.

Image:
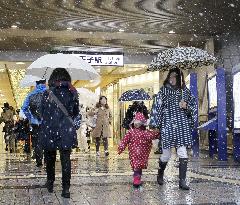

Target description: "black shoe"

left=105, top=151, right=109, bottom=157
left=154, top=150, right=160, bottom=154
left=5, top=146, right=8, bottom=151
left=10, top=149, right=13, bottom=153
left=157, top=160, right=167, bottom=185
left=61, top=188, right=70, bottom=198
left=36, top=163, right=43, bottom=167
left=45, top=181, right=54, bottom=193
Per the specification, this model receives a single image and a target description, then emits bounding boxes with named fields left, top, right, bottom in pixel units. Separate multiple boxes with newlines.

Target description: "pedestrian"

left=40, top=68, right=79, bottom=198
left=149, top=67, right=197, bottom=190
left=0, top=102, right=15, bottom=152
left=22, top=79, right=46, bottom=167
left=91, top=96, right=112, bottom=157
left=122, top=101, right=149, bottom=130
left=118, top=112, right=159, bottom=188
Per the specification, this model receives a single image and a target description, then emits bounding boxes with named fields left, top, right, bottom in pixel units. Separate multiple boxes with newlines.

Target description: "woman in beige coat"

left=91, top=96, right=112, bottom=156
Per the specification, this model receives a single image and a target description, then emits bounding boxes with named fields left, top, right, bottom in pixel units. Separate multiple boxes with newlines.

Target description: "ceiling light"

left=118, top=29, right=125, bottom=32
left=11, top=25, right=18, bottom=29
left=16, top=62, right=25, bottom=65
left=0, top=94, right=4, bottom=97
left=67, top=27, right=73, bottom=30
left=90, top=80, right=94, bottom=82
left=168, top=30, right=175, bottom=34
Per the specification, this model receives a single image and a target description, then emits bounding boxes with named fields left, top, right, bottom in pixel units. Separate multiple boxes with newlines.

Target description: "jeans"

left=45, top=149, right=71, bottom=187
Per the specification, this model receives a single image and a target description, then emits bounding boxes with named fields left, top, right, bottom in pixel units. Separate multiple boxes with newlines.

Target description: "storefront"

left=102, top=70, right=160, bottom=144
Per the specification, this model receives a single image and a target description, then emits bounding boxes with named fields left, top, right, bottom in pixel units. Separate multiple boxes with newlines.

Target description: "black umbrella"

left=119, top=89, right=152, bottom=102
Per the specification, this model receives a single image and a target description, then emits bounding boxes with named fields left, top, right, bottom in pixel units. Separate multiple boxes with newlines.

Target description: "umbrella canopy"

left=148, top=47, right=216, bottom=72
left=77, top=88, right=98, bottom=107
left=26, top=53, right=99, bottom=80
left=119, top=89, right=152, bottom=102
left=19, top=75, right=43, bottom=87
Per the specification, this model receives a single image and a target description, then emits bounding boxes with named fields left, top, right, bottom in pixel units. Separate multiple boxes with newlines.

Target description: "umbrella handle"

left=42, top=67, right=49, bottom=79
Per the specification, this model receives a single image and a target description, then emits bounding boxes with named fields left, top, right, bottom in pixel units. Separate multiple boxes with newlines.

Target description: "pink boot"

left=133, top=175, right=142, bottom=188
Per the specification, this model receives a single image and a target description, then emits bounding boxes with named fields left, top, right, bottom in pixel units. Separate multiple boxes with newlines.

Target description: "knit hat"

left=133, top=112, right=147, bottom=124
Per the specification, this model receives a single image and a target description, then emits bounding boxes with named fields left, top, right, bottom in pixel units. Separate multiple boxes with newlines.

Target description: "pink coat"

left=118, top=128, right=159, bottom=169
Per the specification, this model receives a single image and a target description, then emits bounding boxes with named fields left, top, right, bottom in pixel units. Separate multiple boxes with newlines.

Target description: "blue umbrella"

left=119, top=89, right=152, bottom=102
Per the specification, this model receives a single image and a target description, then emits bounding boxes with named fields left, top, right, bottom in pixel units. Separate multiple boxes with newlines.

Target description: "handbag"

left=48, top=90, right=82, bottom=130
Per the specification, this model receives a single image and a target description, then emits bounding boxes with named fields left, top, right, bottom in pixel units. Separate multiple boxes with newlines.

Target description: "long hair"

left=163, top=67, right=185, bottom=89
left=96, top=96, right=109, bottom=109
left=48, top=68, right=71, bottom=87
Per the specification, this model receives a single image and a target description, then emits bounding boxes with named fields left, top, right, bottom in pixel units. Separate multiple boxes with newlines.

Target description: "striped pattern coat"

left=149, top=84, right=197, bottom=149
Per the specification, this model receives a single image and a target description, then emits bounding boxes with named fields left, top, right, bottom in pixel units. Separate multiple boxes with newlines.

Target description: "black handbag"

left=48, top=90, right=82, bottom=130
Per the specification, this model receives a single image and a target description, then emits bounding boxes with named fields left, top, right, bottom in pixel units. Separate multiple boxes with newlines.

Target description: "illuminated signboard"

left=208, top=76, right=217, bottom=109
left=72, top=54, right=124, bottom=66
left=233, top=72, right=240, bottom=129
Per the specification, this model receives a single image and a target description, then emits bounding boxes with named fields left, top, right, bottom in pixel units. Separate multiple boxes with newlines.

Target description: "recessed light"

left=11, top=25, right=18, bottom=29
left=67, top=27, right=73, bottom=30
left=168, top=30, right=175, bottom=34
left=16, top=62, right=25, bottom=65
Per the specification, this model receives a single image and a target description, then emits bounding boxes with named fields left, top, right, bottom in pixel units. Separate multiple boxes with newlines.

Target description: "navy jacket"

left=40, top=83, right=79, bottom=151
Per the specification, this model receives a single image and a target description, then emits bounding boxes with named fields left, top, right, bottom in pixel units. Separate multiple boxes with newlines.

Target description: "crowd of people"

left=0, top=67, right=196, bottom=197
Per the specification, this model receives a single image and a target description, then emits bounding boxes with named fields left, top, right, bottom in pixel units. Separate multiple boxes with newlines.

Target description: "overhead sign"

left=72, top=54, right=123, bottom=66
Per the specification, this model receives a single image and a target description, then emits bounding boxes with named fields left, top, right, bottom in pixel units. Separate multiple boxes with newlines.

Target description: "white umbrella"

left=77, top=88, right=98, bottom=107
left=26, top=53, right=99, bottom=80
left=19, top=75, right=43, bottom=87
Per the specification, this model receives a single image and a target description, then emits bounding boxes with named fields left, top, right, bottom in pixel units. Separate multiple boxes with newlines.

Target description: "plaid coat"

left=149, top=84, right=197, bottom=149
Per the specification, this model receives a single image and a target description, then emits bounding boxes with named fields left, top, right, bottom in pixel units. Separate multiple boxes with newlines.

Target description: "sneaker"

left=96, top=152, right=100, bottom=156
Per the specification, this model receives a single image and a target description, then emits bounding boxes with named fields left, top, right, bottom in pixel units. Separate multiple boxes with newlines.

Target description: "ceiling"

left=0, top=0, right=239, bottom=53
left=0, top=0, right=239, bottom=108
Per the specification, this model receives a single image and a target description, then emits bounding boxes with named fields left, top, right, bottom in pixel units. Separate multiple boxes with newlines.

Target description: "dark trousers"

left=31, top=124, right=43, bottom=165
left=45, top=149, right=71, bottom=188
left=95, top=137, right=108, bottom=152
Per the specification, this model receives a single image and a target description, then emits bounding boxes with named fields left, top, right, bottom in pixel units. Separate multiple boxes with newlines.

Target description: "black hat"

left=36, top=79, right=46, bottom=85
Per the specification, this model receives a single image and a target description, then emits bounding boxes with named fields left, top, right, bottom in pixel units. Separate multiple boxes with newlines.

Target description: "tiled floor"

left=0, top=138, right=240, bottom=205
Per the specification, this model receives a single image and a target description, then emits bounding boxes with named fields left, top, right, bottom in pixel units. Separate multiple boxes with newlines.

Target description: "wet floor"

left=0, top=134, right=240, bottom=204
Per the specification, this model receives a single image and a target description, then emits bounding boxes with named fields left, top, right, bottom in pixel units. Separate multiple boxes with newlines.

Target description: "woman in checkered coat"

left=149, top=67, right=197, bottom=190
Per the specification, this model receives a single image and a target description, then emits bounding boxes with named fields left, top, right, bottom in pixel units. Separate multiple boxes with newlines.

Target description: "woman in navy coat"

left=150, top=67, right=197, bottom=190
left=40, top=68, right=79, bottom=198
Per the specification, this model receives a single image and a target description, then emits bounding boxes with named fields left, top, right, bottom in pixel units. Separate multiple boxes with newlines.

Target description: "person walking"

left=118, top=112, right=159, bottom=188
left=40, top=68, right=79, bottom=198
left=22, top=80, right=46, bottom=167
left=149, top=67, right=197, bottom=190
left=0, top=102, right=15, bottom=152
left=91, top=96, right=112, bottom=157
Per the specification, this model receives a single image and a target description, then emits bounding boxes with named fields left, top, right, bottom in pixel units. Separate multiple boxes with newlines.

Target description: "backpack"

left=29, top=92, right=43, bottom=120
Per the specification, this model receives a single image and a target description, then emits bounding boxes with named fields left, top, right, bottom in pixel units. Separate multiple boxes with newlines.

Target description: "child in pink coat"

left=118, top=112, right=160, bottom=187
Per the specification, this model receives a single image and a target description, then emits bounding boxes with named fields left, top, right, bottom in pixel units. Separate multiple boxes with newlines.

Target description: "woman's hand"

left=179, top=100, right=187, bottom=109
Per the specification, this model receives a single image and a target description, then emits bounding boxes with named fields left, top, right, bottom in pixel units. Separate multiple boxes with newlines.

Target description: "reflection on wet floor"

left=0, top=135, right=240, bottom=204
